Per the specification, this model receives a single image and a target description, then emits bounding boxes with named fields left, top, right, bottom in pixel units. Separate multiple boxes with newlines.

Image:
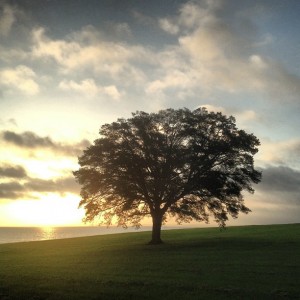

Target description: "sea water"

left=0, top=226, right=152, bottom=244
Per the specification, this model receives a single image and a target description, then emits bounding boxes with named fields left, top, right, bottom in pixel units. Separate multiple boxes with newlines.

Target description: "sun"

left=6, top=193, right=85, bottom=227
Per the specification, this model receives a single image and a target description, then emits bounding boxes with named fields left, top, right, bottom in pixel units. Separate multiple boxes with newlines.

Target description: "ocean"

left=0, top=226, right=152, bottom=244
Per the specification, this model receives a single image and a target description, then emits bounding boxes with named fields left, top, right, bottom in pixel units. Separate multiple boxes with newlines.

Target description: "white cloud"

left=151, top=1, right=300, bottom=103
left=59, top=78, right=121, bottom=100
left=31, top=26, right=148, bottom=80
left=159, top=1, right=221, bottom=35
left=259, top=138, right=300, bottom=168
left=146, top=70, right=192, bottom=94
left=103, top=85, right=121, bottom=101
left=59, top=79, right=99, bottom=97
left=199, top=104, right=226, bottom=114
left=200, top=104, right=257, bottom=125
left=159, top=18, right=179, bottom=35
left=249, top=55, right=267, bottom=70
left=0, top=3, right=16, bottom=36
left=178, top=0, right=221, bottom=29
left=147, top=2, right=258, bottom=96
left=31, top=27, right=83, bottom=69
left=237, top=110, right=257, bottom=122
left=3, top=1, right=298, bottom=108
left=177, top=22, right=268, bottom=94
left=0, top=65, right=39, bottom=96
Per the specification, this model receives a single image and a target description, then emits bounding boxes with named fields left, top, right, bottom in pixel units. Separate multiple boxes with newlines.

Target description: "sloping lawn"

left=0, top=224, right=299, bottom=299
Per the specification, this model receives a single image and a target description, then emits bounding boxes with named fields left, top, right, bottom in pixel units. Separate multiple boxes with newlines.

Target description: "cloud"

left=2, top=130, right=53, bottom=148
left=0, top=3, right=16, bottom=36
left=1, top=130, right=91, bottom=156
left=0, top=65, right=39, bottom=95
left=146, top=70, right=193, bottom=94
left=0, top=164, right=27, bottom=178
left=159, top=18, right=179, bottom=35
left=0, top=176, right=80, bottom=200
left=249, top=55, right=267, bottom=70
left=256, top=165, right=300, bottom=206
left=59, top=79, right=122, bottom=100
left=22, top=1, right=300, bottom=105
left=259, top=166, right=300, bottom=194
left=31, top=26, right=148, bottom=80
left=147, top=4, right=249, bottom=95
left=201, top=104, right=257, bottom=124
left=0, top=182, right=24, bottom=199
left=159, top=0, right=221, bottom=35
left=262, top=60, right=300, bottom=102
left=176, top=22, right=272, bottom=94
left=149, top=1, right=300, bottom=103
left=25, top=176, right=80, bottom=195
left=199, top=104, right=226, bottom=114
left=259, top=138, right=300, bottom=167
left=59, top=78, right=99, bottom=97
left=103, top=85, right=121, bottom=100
left=31, top=27, right=84, bottom=70
left=237, top=110, right=257, bottom=122
left=1, top=1, right=298, bottom=108
left=178, top=0, right=222, bottom=30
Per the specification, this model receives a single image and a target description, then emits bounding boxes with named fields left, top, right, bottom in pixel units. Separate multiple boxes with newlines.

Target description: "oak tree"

left=74, top=108, right=261, bottom=244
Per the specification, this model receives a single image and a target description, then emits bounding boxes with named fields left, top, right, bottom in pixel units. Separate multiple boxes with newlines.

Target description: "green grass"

left=0, top=224, right=299, bottom=299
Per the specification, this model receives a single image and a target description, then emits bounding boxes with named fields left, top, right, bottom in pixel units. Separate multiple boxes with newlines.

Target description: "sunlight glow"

left=5, top=193, right=84, bottom=226
left=23, top=157, right=78, bottom=179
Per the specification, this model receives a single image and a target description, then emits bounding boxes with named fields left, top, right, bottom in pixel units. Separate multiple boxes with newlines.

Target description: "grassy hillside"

left=0, top=224, right=299, bottom=299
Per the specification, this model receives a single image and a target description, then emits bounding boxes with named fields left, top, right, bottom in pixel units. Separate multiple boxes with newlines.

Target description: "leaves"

left=74, top=107, right=261, bottom=228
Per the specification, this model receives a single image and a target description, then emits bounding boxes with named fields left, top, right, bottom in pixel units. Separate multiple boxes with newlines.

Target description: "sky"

left=0, top=0, right=299, bottom=227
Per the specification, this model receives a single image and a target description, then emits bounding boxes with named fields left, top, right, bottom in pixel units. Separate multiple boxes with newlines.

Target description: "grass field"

left=0, top=224, right=299, bottom=299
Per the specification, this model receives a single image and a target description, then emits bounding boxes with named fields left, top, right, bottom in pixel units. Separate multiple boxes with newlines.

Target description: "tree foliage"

left=74, top=108, right=261, bottom=244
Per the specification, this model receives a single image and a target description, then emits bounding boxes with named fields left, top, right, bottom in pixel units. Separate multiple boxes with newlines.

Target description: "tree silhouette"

left=74, top=108, right=261, bottom=244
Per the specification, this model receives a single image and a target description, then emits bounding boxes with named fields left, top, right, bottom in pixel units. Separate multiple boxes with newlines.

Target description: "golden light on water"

left=40, top=226, right=56, bottom=240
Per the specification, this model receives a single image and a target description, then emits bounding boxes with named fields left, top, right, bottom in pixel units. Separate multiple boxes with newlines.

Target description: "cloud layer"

left=1, top=1, right=299, bottom=107
left=0, top=3, right=16, bottom=36
left=0, top=174, right=80, bottom=200
left=258, top=166, right=300, bottom=204
left=0, top=164, right=27, bottom=178
left=1, top=130, right=90, bottom=156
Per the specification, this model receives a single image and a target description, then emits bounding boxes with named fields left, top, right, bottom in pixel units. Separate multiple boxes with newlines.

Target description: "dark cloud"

left=56, top=177, right=81, bottom=194
left=25, top=176, right=80, bottom=195
left=0, top=130, right=87, bottom=200
left=259, top=166, right=300, bottom=193
left=0, top=164, right=27, bottom=178
left=0, top=182, right=25, bottom=199
left=257, top=166, right=300, bottom=205
left=61, top=139, right=91, bottom=156
left=24, top=178, right=61, bottom=193
left=2, top=130, right=54, bottom=148
left=1, top=130, right=91, bottom=156
left=0, top=175, right=80, bottom=200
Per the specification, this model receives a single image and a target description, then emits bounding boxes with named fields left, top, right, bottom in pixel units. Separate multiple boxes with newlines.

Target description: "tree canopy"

left=74, top=108, right=261, bottom=244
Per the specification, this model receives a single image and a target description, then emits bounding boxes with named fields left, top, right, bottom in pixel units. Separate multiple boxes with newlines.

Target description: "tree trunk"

left=149, top=212, right=163, bottom=245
